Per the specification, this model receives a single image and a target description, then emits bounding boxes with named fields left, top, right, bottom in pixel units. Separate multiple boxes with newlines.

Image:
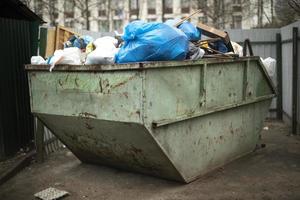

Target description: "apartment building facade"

left=25, top=0, right=274, bottom=31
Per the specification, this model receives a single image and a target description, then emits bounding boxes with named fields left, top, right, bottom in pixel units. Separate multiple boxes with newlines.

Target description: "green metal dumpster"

left=26, top=57, right=276, bottom=183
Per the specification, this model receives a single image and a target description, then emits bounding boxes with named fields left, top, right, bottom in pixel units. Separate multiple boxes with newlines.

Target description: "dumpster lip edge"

left=25, top=56, right=261, bottom=72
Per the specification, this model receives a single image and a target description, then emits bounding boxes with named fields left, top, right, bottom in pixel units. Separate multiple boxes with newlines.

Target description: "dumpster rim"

left=25, top=56, right=260, bottom=72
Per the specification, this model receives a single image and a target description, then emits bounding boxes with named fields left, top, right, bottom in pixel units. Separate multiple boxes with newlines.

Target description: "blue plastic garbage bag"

left=210, top=40, right=228, bottom=53
left=73, top=35, right=93, bottom=49
left=115, top=21, right=189, bottom=63
left=64, top=35, right=94, bottom=49
left=179, top=22, right=201, bottom=41
left=165, top=19, right=201, bottom=41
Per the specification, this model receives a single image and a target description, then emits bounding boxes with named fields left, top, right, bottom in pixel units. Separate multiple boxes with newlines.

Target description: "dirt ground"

left=0, top=120, right=299, bottom=200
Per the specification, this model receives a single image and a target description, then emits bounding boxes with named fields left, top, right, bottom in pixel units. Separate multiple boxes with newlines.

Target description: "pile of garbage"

left=31, top=12, right=245, bottom=70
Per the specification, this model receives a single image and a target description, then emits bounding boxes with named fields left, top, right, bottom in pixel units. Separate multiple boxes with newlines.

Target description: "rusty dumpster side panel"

left=37, top=114, right=184, bottom=181
left=143, top=59, right=274, bottom=182
left=28, top=71, right=143, bottom=123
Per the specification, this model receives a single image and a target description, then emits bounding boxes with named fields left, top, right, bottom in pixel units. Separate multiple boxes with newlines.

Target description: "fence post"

left=35, top=117, right=45, bottom=162
left=292, top=27, right=298, bottom=135
left=276, top=33, right=283, bottom=120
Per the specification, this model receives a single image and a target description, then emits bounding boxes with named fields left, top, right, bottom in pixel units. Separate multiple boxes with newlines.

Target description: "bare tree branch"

left=288, top=0, right=300, bottom=14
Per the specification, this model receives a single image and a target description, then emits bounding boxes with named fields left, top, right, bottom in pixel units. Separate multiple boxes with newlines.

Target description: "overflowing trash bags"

left=115, top=21, right=189, bottom=63
left=31, top=15, right=251, bottom=69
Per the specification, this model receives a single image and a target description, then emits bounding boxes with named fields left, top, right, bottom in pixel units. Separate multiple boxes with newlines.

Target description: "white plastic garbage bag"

left=231, top=41, right=243, bottom=57
left=31, top=56, right=46, bottom=64
left=49, top=47, right=81, bottom=72
left=187, top=42, right=205, bottom=60
left=85, top=36, right=119, bottom=65
left=261, top=57, right=276, bottom=84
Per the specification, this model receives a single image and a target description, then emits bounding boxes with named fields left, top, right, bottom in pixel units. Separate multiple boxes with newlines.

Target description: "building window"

left=130, top=0, right=139, bottom=17
left=98, top=20, right=108, bottom=32
left=99, top=10, right=106, bottom=16
left=164, top=0, right=173, bottom=14
left=113, top=20, right=122, bottom=31
left=232, top=15, right=242, bottom=28
left=198, top=0, right=207, bottom=9
left=115, top=8, right=123, bottom=17
left=181, top=0, right=190, bottom=13
left=98, top=1, right=106, bottom=16
left=199, top=16, right=208, bottom=23
left=233, top=0, right=241, bottom=4
left=65, top=20, right=74, bottom=28
left=64, top=0, right=74, bottom=16
left=148, top=0, right=156, bottom=14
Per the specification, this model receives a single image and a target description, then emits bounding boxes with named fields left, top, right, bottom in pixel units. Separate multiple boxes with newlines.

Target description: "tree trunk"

left=271, top=0, right=274, bottom=23
left=85, top=0, right=90, bottom=30
left=123, top=0, right=130, bottom=28
left=257, top=0, right=263, bottom=27
left=212, top=0, right=219, bottom=28
left=136, top=0, right=139, bottom=20
left=162, top=0, right=165, bottom=22
left=107, top=0, right=113, bottom=31
left=50, top=0, right=56, bottom=26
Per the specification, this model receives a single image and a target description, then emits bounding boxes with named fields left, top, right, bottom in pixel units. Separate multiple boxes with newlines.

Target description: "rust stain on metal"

left=98, top=79, right=111, bottom=94
left=111, top=75, right=136, bottom=89
left=85, top=122, right=94, bottom=130
left=230, top=129, right=234, bottom=134
left=123, top=92, right=129, bottom=98
left=112, top=81, right=127, bottom=89
left=58, top=79, right=63, bottom=86
left=75, top=77, right=80, bottom=87
left=130, top=145, right=143, bottom=154
left=79, top=112, right=97, bottom=118
left=99, top=80, right=103, bottom=93
left=136, top=110, right=140, bottom=116
left=128, top=110, right=141, bottom=118
left=65, top=74, right=69, bottom=81
left=104, top=79, right=110, bottom=87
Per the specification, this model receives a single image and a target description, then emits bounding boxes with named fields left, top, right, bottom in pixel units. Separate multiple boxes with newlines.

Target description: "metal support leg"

left=35, top=117, right=45, bottom=162
left=276, top=33, right=283, bottom=120
left=292, top=27, right=298, bottom=135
